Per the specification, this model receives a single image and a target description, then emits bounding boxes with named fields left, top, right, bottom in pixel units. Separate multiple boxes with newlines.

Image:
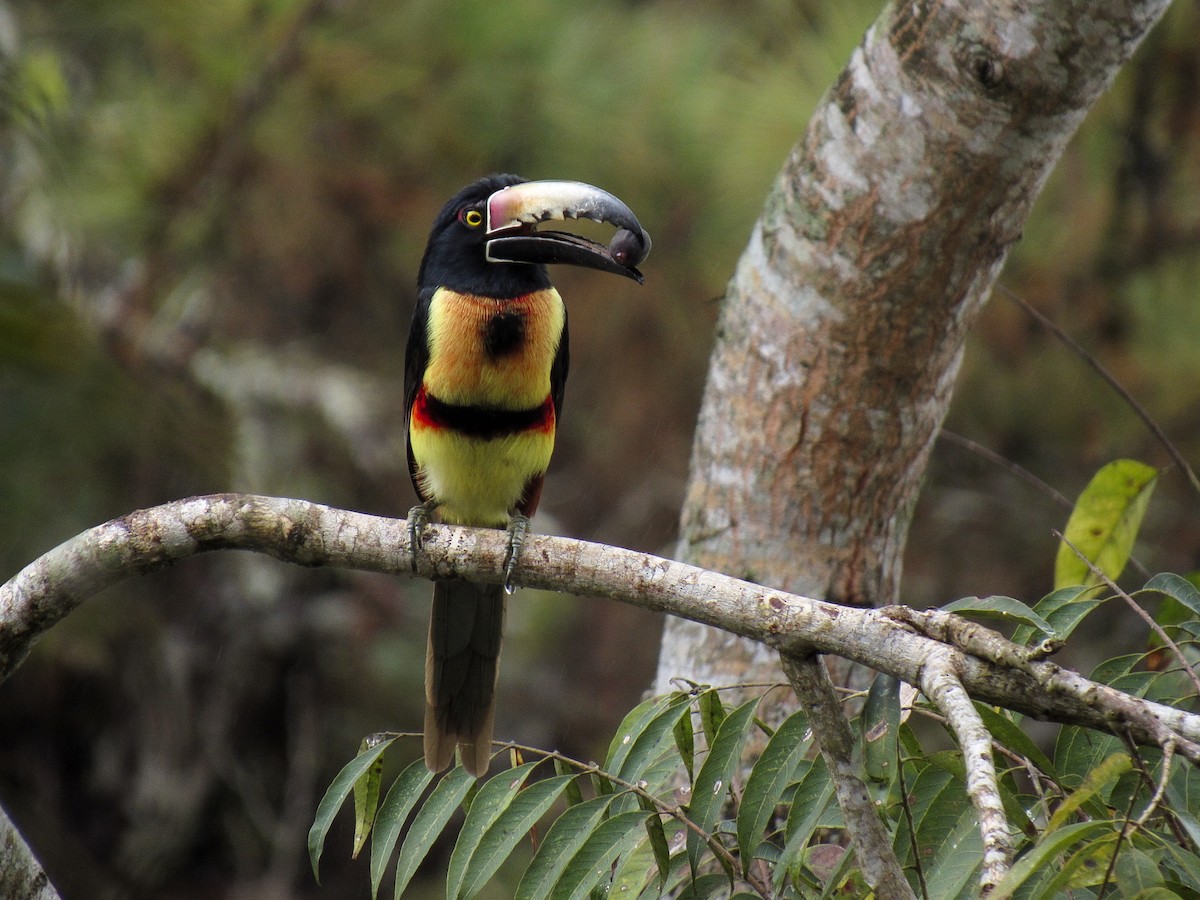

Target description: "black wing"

left=404, top=286, right=435, bottom=501
left=549, top=304, right=569, bottom=422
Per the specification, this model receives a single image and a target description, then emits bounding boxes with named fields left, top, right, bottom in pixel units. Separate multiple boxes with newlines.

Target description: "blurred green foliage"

left=2, top=0, right=1199, bottom=896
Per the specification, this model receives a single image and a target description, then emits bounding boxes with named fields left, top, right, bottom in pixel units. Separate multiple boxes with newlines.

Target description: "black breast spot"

left=483, top=310, right=526, bottom=358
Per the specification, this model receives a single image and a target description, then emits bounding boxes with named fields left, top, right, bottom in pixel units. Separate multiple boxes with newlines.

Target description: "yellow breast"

left=422, top=288, right=565, bottom=409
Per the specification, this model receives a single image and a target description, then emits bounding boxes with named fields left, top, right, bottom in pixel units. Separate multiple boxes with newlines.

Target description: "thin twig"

left=937, top=430, right=1072, bottom=510
left=894, top=735, right=928, bottom=900
left=499, top=743, right=775, bottom=898
left=1002, top=284, right=1200, bottom=498
left=1057, top=531, right=1200, bottom=698
left=938, top=430, right=1152, bottom=580
left=1134, top=740, right=1175, bottom=829
left=1098, top=756, right=1147, bottom=900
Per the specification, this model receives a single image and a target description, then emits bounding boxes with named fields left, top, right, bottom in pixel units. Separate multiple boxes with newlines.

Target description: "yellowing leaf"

left=1054, top=459, right=1157, bottom=589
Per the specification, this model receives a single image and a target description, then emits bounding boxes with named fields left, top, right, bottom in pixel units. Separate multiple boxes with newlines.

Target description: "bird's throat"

left=422, top=287, right=565, bottom=409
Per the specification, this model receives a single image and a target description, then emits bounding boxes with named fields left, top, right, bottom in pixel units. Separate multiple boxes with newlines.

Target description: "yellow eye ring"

left=462, top=208, right=484, bottom=228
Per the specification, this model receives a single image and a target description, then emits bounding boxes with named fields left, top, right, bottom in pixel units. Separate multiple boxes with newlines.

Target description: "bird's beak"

left=485, top=180, right=652, bottom=283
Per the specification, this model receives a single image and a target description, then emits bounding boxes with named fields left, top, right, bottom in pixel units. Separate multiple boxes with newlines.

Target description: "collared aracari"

left=405, top=174, right=651, bottom=775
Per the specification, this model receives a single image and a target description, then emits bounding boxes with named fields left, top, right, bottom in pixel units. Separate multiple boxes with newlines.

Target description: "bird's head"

left=418, top=174, right=651, bottom=298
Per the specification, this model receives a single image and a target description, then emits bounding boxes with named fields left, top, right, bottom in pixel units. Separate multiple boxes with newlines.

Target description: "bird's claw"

left=503, top=514, right=531, bottom=595
left=407, top=502, right=436, bottom=573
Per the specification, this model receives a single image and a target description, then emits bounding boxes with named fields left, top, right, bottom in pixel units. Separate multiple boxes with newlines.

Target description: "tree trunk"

left=654, top=0, right=1174, bottom=696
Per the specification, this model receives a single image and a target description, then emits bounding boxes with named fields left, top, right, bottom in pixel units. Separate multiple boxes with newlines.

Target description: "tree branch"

left=781, top=654, right=915, bottom=899
left=3, top=494, right=1199, bottom=763
left=0, top=805, right=61, bottom=900
left=919, top=652, right=1012, bottom=892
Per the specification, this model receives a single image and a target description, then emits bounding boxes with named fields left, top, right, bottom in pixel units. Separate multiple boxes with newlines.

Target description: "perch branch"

left=3, top=494, right=1200, bottom=764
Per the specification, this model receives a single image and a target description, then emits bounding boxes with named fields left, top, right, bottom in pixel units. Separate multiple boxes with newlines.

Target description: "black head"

left=418, top=174, right=549, bottom=298
left=417, top=174, right=652, bottom=298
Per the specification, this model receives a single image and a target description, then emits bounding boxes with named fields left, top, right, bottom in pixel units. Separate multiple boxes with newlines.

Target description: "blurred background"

left=1, top=0, right=1198, bottom=896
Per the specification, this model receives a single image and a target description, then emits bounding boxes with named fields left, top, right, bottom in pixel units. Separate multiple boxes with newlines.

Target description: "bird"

left=405, top=174, right=651, bottom=775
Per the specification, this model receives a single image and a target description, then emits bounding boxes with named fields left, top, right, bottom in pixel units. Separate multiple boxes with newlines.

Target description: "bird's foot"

left=407, top=501, right=438, bottom=573
left=502, top=514, right=531, bottom=595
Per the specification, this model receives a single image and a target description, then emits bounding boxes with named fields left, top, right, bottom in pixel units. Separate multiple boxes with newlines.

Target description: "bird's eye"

left=460, top=208, right=484, bottom=228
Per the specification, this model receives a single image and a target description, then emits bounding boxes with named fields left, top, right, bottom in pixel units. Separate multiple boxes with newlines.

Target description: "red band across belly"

left=411, top=385, right=555, bottom=438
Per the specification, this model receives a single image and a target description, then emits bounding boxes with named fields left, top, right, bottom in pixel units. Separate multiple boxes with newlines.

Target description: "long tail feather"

left=424, top=579, right=505, bottom=776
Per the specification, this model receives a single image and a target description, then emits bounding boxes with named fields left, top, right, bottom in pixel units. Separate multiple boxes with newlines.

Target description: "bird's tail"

left=424, top=579, right=505, bottom=776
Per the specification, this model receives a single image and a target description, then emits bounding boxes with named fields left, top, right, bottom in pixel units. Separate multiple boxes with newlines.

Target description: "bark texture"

left=0, top=807, right=60, bottom=900
left=655, top=0, right=1174, bottom=694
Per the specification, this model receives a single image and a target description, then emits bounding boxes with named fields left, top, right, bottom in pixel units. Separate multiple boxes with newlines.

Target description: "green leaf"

left=893, top=764, right=963, bottom=868
left=914, top=810, right=980, bottom=900
left=633, top=740, right=694, bottom=803
left=548, top=809, right=650, bottom=899
left=1054, top=458, right=1157, bottom=589
left=1172, top=749, right=1200, bottom=812
left=1115, top=845, right=1167, bottom=894
left=989, top=820, right=1119, bottom=899
left=698, top=689, right=726, bottom=745
left=515, top=795, right=616, bottom=898
left=462, top=774, right=482, bottom=813
left=308, top=736, right=396, bottom=883
left=861, top=674, right=901, bottom=788
left=1012, top=584, right=1106, bottom=647
left=607, top=813, right=675, bottom=898
left=674, top=704, right=696, bottom=781
left=687, top=697, right=760, bottom=875
left=369, top=758, right=435, bottom=899
left=1115, top=668, right=1173, bottom=703
left=656, top=850, right=701, bottom=897
left=1037, top=831, right=1120, bottom=893
left=392, top=766, right=476, bottom=899
left=1125, top=889, right=1187, bottom=900
left=1089, top=652, right=1142, bottom=684
left=457, top=772, right=575, bottom=899
left=636, top=793, right=672, bottom=887
left=615, top=693, right=694, bottom=783
left=776, top=756, right=834, bottom=889
left=974, top=704, right=1057, bottom=781
left=814, top=841, right=871, bottom=900
left=1166, top=782, right=1200, bottom=851
left=555, top=757, right=585, bottom=807
left=17, top=50, right=71, bottom=118
left=1046, top=753, right=1128, bottom=830
left=1054, top=726, right=1125, bottom=812
left=353, top=737, right=389, bottom=858
left=1145, top=572, right=1200, bottom=619
left=676, top=872, right=736, bottom=898
left=592, top=770, right=615, bottom=796
left=446, top=761, right=540, bottom=899
left=919, top=748, right=1034, bottom=840
left=737, top=709, right=809, bottom=877
left=1159, top=838, right=1200, bottom=892
left=605, top=692, right=689, bottom=776
left=942, top=595, right=1055, bottom=635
